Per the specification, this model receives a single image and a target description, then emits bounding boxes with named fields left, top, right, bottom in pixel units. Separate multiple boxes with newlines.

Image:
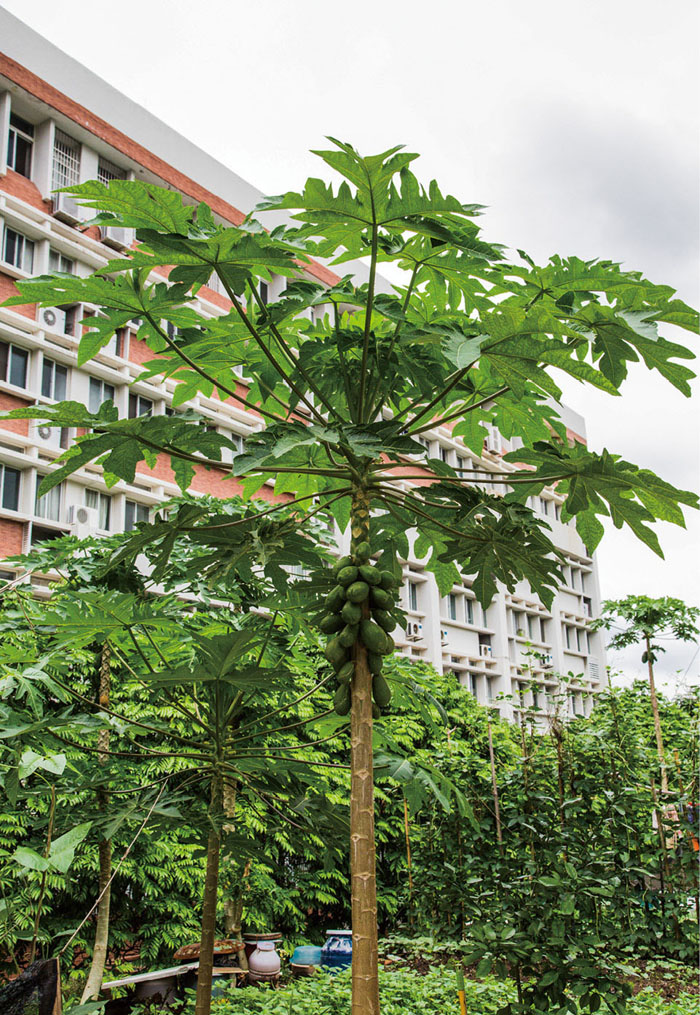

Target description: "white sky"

left=4, top=0, right=699, bottom=688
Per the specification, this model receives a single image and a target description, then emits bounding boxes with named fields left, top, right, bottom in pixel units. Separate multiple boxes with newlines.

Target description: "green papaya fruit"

left=337, top=565, right=359, bottom=587
left=333, top=555, right=354, bottom=576
left=372, top=702, right=382, bottom=719
left=641, top=650, right=648, bottom=663
left=370, top=587, right=393, bottom=610
left=320, top=614, right=344, bottom=634
left=338, top=624, right=358, bottom=649
left=368, top=652, right=383, bottom=675
left=374, top=609, right=396, bottom=633
left=341, top=600, right=363, bottom=625
left=372, top=672, right=392, bottom=708
left=360, top=619, right=387, bottom=654
left=324, top=637, right=347, bottom=669
left=324, top=585, right=346, bottom=611
left=337, top=661, right=354, bottom=684
left=380, top=632, right=395, bottom=656
left=358, top=564, right=381, bottom=586
left=346, top=581, right=370, bottom=603
left=378, top=570, right=396, bottom=591
left=354, top=540, right=371, bottom=563
left=334, top=683, right=351, bottom=716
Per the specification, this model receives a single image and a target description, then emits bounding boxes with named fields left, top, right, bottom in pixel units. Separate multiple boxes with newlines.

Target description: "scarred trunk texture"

left=350, top=486, right=380, bottom=1015
left=645, top=636, right=668, bottom=794
left=194, top=775, right=222, bottom=1015
left=81, top=643, right=112, bottom=1003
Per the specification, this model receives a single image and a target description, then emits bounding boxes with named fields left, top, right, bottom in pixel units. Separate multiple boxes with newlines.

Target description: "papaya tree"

left=2, top=139, right=698, bottom=1013
left=593, top=595, right=700, bottom=793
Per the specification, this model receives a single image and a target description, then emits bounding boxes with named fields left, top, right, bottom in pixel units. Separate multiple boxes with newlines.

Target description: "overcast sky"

left=5, top=0, right=699, bottom=689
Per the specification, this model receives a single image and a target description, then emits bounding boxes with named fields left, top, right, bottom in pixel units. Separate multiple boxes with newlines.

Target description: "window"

left=88, top=378, right=116, bottom=413
left=85, top=489, right=111, bottom=530
left=481, top=605, right=488, bottom=628
left=7, top=113, right=34, bottom=178
left=35, top=477, right=62, bottom=521
left=48, top=249, right=75, bottom=274
left=554, top=502, right=561, bottom=521
left=447, top=593, right=457, bottom=621
left=125, top=499, right=149, bottom=531
left=0, top=341, right=29, bottom=388
left=538, top=496, right=550, bottom=516
left=540, top=617, right=548, bottom=642
left=230, top=433, right=244, bottom=456
left=439, top=445, right=450, bottom=464
left=52, top=129, right=81, bottom=191
left=455, top=454, right=471, bottom=478
left=576, top=627, right=583, bottom=652
left=416, top=436, right=430, bottom=452
left=41, top=358, right=68, bottom=401
left=565, top=625, right=572, bottom=649
left=466, top=673, right=477, bottom=695
left=0, top=464, right=20, bottom=510
left=128, top=394, right=153, bottom=418
left=259, top=280, right=269, bottom=305
left=526, top=614, right=534, bottom=640
left=97, top=158, right=126, bottom=185
left=408, top=581, right=418, bottom=612
left=3, top=227, right=34, bottom=273
left=465, top=598, right=474, bottom=625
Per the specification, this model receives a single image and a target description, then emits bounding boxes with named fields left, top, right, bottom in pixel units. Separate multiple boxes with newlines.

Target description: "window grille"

left=52, top=129, right=81, bottom=191
left=97, top=157, right=126, bottom=184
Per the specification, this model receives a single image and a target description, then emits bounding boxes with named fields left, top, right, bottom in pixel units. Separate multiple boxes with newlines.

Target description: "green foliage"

left=593, top=596, right=700, bottom=664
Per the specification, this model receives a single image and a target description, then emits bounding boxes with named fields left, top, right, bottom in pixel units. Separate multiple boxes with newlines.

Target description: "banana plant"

left=3, top=139, right=698, bottom=1013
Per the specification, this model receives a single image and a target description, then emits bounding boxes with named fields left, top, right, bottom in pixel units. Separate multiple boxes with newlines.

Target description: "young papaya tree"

left=593, top=595, right=700, bottom=793
left=2, top=139, right=698, bottom=1014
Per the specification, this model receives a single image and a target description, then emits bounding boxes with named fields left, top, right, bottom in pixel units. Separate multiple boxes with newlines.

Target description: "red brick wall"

left=1, top=167, right=51, bottom=212
left=0, top=518, right=24, bottom=557
left=0, top=272, right=35, bottom=319
left=0, top=391, right=30, bottom=435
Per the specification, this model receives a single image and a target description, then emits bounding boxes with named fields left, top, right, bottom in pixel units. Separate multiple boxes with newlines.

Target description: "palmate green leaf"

left=47, top=821, right=92, bottom=874
left=58, top=179, right=196, bottom=232
left=506, top=442, right=698, bottom=555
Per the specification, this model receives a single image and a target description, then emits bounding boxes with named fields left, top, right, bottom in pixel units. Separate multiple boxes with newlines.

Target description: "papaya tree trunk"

left=81, top=643, right=112, bottom=1003
left=645, top=636, right=668, bottom=794
left=195, top=773, right=223, bottom=1015
left=349, top=485, right=380, bottom=1015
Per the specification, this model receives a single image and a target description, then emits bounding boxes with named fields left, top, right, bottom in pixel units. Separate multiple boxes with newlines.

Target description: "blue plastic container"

left=320, top=930, right=352, bottom=972
left=291, top=945, right=323, bottom=967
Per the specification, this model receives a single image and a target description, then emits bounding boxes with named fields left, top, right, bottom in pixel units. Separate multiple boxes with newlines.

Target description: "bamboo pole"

left=487, top=716, right=503, bottom=855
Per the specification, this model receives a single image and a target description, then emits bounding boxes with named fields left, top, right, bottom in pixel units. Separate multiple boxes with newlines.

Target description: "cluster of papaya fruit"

left=321, top=541, right=399, bottom=717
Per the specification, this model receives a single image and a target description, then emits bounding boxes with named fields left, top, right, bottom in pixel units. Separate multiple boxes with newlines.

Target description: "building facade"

left=0, top=11, right=605, bottom=722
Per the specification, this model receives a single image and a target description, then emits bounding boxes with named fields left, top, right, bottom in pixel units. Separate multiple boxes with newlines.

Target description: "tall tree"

left=3, top=140, right=697, bottom=1012
left=593, top=595, right=700, bottom=793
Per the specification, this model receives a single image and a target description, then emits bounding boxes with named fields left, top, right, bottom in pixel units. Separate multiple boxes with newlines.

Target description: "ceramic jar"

left=320, top=929, right=352, bottom=972
left=247, top=939, right=281, bottom=982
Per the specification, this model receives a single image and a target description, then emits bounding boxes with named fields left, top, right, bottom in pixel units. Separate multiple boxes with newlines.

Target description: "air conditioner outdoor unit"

left=68, top=504, right=99, bottom=538
left=40, top=307, right=67, bottom=334
left=440, top=628, right=449, bottom=646
left=53, top=191, right=83, bottom=225
left=541, top=654, right=554, bottom=668
left=102, top=224, right=134, bottom=250
left=32, top=421, right=64, bottom=451
left=405, top=621, right=423, bottom=642
left=479, top=644, right=493, bottom=657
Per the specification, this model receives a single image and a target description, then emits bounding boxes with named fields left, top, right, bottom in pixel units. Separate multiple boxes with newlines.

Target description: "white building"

left=0, top=10, right=604, bottom=722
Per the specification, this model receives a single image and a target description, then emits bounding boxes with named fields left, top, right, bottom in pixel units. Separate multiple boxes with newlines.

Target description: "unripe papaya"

left=341, top=601, right=363, bottom=625
left=346, top=581, right=370, bottom=603
left=378, top=570, right=396, bottom=591
left=358, top=564, right=381, bottom=586
left=333, top=555, right=354, bottom=576
left=374, top=609, right=396, bottom=633
left=354, top=540, right=371, bottom=563
left=372, top=672, right=392, bottom=708
left=320, top=614, right=344, bottom=634
left=324, top=637, right=347, bottom=669
left=334, top=683, right=351, bottom=716
left=325, top=585, right=346, bottom=612
left=337, top=661, right=354, bottom=684
left=372, top=702, right=382, bottom=719
left=338, top=624, right=358, bottom=649
left=360, top=619, right=386, bottom=654
left=368, top=652, right=383, bottom=675
left=336, top=565, right=359, bottom=587
left=369, top=587, right=393, bottom=610
left=380, top=632, right=395, bottom=656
